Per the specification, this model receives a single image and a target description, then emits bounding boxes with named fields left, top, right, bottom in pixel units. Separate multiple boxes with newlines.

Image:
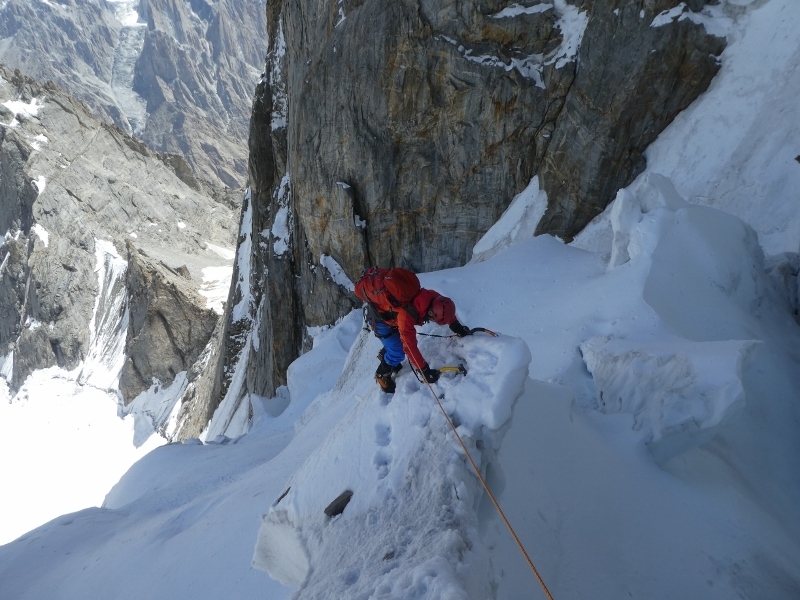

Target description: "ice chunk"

left=471, top=176, right=548, bottom=263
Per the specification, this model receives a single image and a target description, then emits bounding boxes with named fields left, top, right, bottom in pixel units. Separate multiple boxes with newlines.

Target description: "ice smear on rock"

left=78, top=239, right=129, bottom=391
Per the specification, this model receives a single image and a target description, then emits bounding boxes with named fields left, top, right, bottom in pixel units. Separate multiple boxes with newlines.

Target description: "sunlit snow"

left=31, top=223, right=49, bottom=246
left=200, top=265, right=233, bottom=314
left=105, top=0, right=146, bottom=28
left=205, top=242, right=236, bottom=260
left=0, top=371, right=164, bottom=544
left=1, top=2, right=799, bottom=600
left=2, top=97, right=43, bottom=128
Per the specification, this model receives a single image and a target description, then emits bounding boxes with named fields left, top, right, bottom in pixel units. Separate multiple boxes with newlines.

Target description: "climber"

left=354, top=267, right=472, bottom=393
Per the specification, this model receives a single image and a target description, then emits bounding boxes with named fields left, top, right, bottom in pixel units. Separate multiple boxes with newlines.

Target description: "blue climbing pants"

left=375, top=321, right=405, bottom=367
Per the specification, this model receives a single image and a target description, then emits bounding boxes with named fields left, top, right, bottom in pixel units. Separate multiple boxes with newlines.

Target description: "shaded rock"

left=16, top=231, right=97, bottom=386
left=536, top=1, right=726, bottom=237
left=168, top=315, right=227, bottom=440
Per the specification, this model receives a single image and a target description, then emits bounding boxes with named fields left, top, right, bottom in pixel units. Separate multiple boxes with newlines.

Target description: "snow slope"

left=2, top=0, right=800, bottom=598
left=0, top=372, right=163, bottom=545
left=3, top=177, right=799, bottom=597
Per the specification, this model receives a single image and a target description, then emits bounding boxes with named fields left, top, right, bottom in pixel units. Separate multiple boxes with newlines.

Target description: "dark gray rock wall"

left=0, top=123, right=37, bottom=232
left=212, top=0, right=726, bottom=405
left=536, top=2, right=727, bottom=235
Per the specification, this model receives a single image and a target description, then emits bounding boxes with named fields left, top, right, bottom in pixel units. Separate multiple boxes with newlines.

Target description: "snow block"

left=580, top=336, right=758, bottom=465
left=252, top=509, right=310, bottom=588
left=470, top=176, right=548, bottom=263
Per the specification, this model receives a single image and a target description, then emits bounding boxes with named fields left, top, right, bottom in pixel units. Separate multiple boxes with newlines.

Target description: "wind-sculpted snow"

left=572, top=170, right=800, bottom=545
left=253, top=328, right=531, bottom=598
left=571, top=173, right=796, bottom=465
left=580, top=336, right=757, bottom=465
left=470, top=176, right=548, bottom=264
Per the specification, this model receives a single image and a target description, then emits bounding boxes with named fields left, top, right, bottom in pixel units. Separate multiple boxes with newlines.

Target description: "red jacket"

left=377, top=288, right=454, bottom=369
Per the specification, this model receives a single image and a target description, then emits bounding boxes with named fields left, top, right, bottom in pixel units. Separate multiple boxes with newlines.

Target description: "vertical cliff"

left=206, top=0, right=726, bottom=423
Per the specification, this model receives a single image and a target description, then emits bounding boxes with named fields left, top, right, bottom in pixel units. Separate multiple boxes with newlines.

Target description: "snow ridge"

left=253, top=326, right=531, bottom=598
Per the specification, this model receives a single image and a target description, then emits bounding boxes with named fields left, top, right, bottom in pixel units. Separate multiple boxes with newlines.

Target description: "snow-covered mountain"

left=2, top=0, right=800, bottom=599
left=0, top=62, right=239, bottom=541
left=0, top=0, right=265, bottom=188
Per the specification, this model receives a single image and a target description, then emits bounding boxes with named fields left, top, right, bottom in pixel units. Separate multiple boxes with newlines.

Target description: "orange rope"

left=415, top=365, right=555, bottom=600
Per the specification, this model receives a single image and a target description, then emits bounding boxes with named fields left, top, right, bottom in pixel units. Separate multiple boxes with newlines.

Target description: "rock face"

left=0, top=65, right=238, bottom=435
left=0, top=0, right=265, bottom=188
left=121, top=243, right=218, bottom=402
left=208, top=0, right=726, bottom=412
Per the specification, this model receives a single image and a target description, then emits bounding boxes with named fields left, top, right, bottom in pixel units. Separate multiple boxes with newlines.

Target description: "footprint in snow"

left=373, top=423, right=392, bottom=479
left=375, top=423, right=391, bottom=447
left=373, top=449, right=392, bottom=480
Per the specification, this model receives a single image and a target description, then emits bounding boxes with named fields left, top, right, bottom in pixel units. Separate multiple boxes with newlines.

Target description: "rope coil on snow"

left=413, top=358, right=555, bottom=600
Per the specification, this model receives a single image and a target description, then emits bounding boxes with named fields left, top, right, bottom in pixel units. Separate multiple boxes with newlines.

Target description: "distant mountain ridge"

left=0, top=0, right=265, bottom=188
left=0, top=63, right=238, bottom=438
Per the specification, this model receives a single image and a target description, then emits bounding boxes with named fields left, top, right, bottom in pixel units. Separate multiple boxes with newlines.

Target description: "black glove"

left=421, top=363, right=440, bottom=384
left=449, top=320, right=472, bottom=337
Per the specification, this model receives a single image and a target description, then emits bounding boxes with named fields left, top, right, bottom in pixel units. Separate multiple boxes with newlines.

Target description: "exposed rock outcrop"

left=208, top=0, right=727, bottom=411
left=120, top=243, right=218, bottom=402
left=0, top=65, right=238, bottom=437
left=0, top=0, right=265, bottom=188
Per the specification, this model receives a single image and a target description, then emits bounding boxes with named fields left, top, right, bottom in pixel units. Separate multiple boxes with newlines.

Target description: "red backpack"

left=355, top=267, right=421, bottom=312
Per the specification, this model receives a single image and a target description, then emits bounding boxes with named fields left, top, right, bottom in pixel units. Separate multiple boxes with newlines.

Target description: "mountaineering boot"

left=375, top=371, right=396, bottom=394
left=375, top=354, right=402, bottom=393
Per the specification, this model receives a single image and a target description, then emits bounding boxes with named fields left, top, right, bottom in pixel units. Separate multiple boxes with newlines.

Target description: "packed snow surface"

left=2, top=0, right=800, bottom=599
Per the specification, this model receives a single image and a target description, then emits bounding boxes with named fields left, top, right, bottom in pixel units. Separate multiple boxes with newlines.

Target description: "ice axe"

left=439, top=363, right=468, bottom=376
left=469, top=327, right=497, bottom=336
left=419, top=327, right=498, bottom=339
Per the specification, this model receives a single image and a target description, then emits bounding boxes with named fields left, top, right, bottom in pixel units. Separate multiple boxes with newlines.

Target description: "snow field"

left=0, top=370, right=163, bottom=544
left=2, top=171, right=799, bottom=597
